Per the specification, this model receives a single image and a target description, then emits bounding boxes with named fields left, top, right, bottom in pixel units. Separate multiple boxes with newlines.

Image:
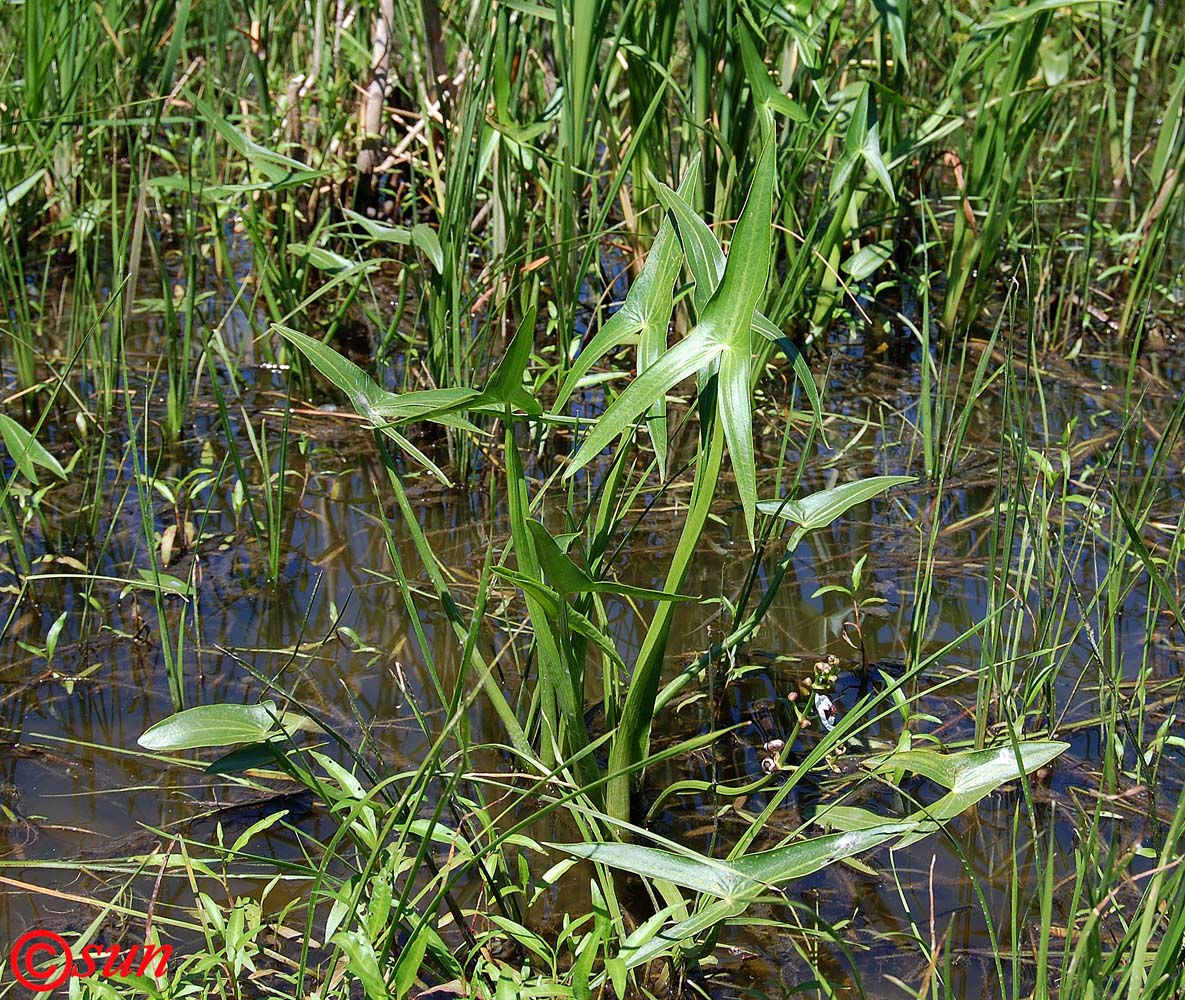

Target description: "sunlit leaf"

left=563, top=330, right=725, bottom=472
left=660, top=191, right=823, bottom=435
left=872, top=0, right=910, bottom=75
left=552, top=841, right=759, bottom=899
left=751, top=314, right=824, bottom=438
left=288, top=242, right=383, bottom=275
left=131, top=568, right=194, bottom=596
left=491, top=565, right=627, bottom=670
left=331, top=930, right=391, bottom=1000
left=738, top=23, right=809, bottom=122
left=555, top=163, right=699, bottom=476
left=342, top=208, right=417, bottom=243
left=140, top=702, right=285, bottom=751
left=652, top=177, right=724, bottom=315
left=844, top=241, right=894, bottom=281
left=758, top=476, right=915, bottom=540
left=867, top=740, right=1069, bottom=820
left=0, top=169, right=46, bottom=228
left=479, top=306, right=542, bottom=416
left=834, top=85, right=895, bottom=202
left=411, top=223, right=444, bottom=274
left=555, top=823, right=916, bottom=903
left=566, top=108, right=777, bottom=547
left=276, top=325, right=486, bottom=484
left=808, top=804, right=895, bottom=832
left=340, top=211, right=443, bottom=272
left=733, top=823, right=920, bottom=884
left=197, top=100, right=323, bottom=188
left=571, top=822, right=921, bottom=980
left=275, top=324, right=401, bottom=425
left=866, top=740, right=1069, bottom=846
left=0, top=413, right=67, bottom=485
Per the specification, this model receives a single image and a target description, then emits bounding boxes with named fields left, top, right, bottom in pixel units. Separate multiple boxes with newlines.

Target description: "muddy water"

left=0, top=317, right=1183, bottom=997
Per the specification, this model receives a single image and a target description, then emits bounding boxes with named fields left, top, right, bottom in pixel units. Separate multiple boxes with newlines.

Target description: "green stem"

left=605, top=407, right=725, bottom=822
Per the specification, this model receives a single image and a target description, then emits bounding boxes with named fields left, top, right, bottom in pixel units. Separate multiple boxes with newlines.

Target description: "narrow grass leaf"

left=526, top=520, right=691, bottom=601
left=612, top=896, right=748, bottom=975
left=1114, top=497, right=1185, bottom=632
left=504, top=434, right=595, bottom=771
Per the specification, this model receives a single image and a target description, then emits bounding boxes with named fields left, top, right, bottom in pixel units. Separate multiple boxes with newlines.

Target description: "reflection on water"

left=1, top=313, right=1182, bottom=996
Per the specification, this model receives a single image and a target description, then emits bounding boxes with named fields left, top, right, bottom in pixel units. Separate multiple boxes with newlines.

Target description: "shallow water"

left=1, top=291, right=1183, bottom=997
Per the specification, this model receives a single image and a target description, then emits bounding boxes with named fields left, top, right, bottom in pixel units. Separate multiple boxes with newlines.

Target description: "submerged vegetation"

left=0, top=0, right=1183, bottom=998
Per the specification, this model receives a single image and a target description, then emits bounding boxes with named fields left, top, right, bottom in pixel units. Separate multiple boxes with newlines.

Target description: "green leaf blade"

left=758, top=476, right=915, bottom=535
left=563, top=330, right=724, bottom=477
left=139, top=702, right=283, bottom=751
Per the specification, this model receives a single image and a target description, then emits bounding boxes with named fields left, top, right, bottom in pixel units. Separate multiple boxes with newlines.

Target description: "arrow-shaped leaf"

left=565, top=821, right=923, bottom=980
left=478, top=306, right=542, bottom=416
left=758, top=475, right=915, bottom=539
left=0, top=413, right=67, bottom=485
left=737, top=23, right=809, bottom=122
left=563, top=328, right=725, bottom=472
left=866, top=740, right=1068, bottom=822
left=697, top=109, right=776, bottom=544
left=565, top=108, right=777, bottom=550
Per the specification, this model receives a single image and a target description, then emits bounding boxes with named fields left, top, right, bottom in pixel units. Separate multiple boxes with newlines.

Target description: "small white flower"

left=815, top=693, right=838, bottom=732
